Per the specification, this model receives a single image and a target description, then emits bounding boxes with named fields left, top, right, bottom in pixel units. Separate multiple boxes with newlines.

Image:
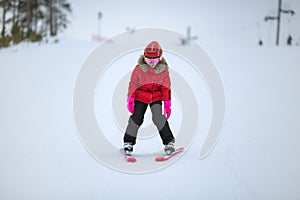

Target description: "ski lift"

left=180, top=26, right=198, bottom=45
left=263, top=0, right=295, bottom=46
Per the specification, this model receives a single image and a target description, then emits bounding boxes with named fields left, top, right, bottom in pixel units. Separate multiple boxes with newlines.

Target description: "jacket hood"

left=138, top=55, right=168, bottom=74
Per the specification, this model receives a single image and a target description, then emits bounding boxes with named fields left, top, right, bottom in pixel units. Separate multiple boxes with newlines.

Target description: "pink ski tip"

left=155, top=157, right=165, bottom=162
left=127, top=157, right=136, bottom=163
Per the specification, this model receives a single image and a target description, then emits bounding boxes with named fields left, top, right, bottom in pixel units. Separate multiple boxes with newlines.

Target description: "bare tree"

left=1, top=0, right=7, bottom=38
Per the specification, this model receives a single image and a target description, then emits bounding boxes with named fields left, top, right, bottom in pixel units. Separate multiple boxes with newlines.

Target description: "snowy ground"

left=0, top=36, right=299, bottom=199
left=1, top=0, right=300, bottom=198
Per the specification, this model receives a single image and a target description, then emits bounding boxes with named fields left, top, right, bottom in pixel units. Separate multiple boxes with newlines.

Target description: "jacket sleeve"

left=127, top=66, right=140, bottom=98
left=161, top=70, right=171, bottom=101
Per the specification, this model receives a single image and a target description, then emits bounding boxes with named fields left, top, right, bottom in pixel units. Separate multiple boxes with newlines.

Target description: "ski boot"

left=164, top=141, right=175, bottom=155
left=123, top=142, right=133, bottom=155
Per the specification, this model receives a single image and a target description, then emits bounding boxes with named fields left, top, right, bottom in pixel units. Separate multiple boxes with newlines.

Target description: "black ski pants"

left=123, top=100, right=175, bottom=145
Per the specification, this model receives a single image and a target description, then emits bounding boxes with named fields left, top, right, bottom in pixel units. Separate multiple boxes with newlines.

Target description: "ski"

left=155, top=147, right=184, bottom=162
left=120, top=148, right=136, bottom=163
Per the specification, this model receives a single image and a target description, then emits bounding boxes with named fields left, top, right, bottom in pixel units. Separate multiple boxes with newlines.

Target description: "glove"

left=127, top=97, right=135, bottom=114
left=164, top=100, right=171, bottom=120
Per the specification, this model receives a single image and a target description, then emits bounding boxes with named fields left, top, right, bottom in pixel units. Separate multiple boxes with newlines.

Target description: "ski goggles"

left=144, top=57, right=160, bottom=67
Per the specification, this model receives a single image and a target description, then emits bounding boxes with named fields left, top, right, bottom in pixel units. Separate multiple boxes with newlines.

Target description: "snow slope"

left=0, top=35, right=300, bottom=199
left=1, top=0, right=299, bottom=198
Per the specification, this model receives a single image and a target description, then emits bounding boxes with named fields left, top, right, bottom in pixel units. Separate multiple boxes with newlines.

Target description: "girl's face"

left=144, top=57, right=160, bottom=68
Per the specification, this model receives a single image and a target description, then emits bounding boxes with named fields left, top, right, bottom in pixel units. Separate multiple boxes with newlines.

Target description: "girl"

left=123, top=41, right=175, bottom=155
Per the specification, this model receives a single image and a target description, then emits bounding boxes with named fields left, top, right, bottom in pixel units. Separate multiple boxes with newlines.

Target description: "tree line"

left=0, top=0, right=71, bottom=48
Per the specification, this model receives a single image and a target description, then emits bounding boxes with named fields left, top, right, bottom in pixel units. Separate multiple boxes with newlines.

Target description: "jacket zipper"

left=150, top=79, right=154, bottom=102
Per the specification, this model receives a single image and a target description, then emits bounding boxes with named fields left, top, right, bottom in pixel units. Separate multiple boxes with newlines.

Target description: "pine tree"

left=0, top=0, right=72, bottom=48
